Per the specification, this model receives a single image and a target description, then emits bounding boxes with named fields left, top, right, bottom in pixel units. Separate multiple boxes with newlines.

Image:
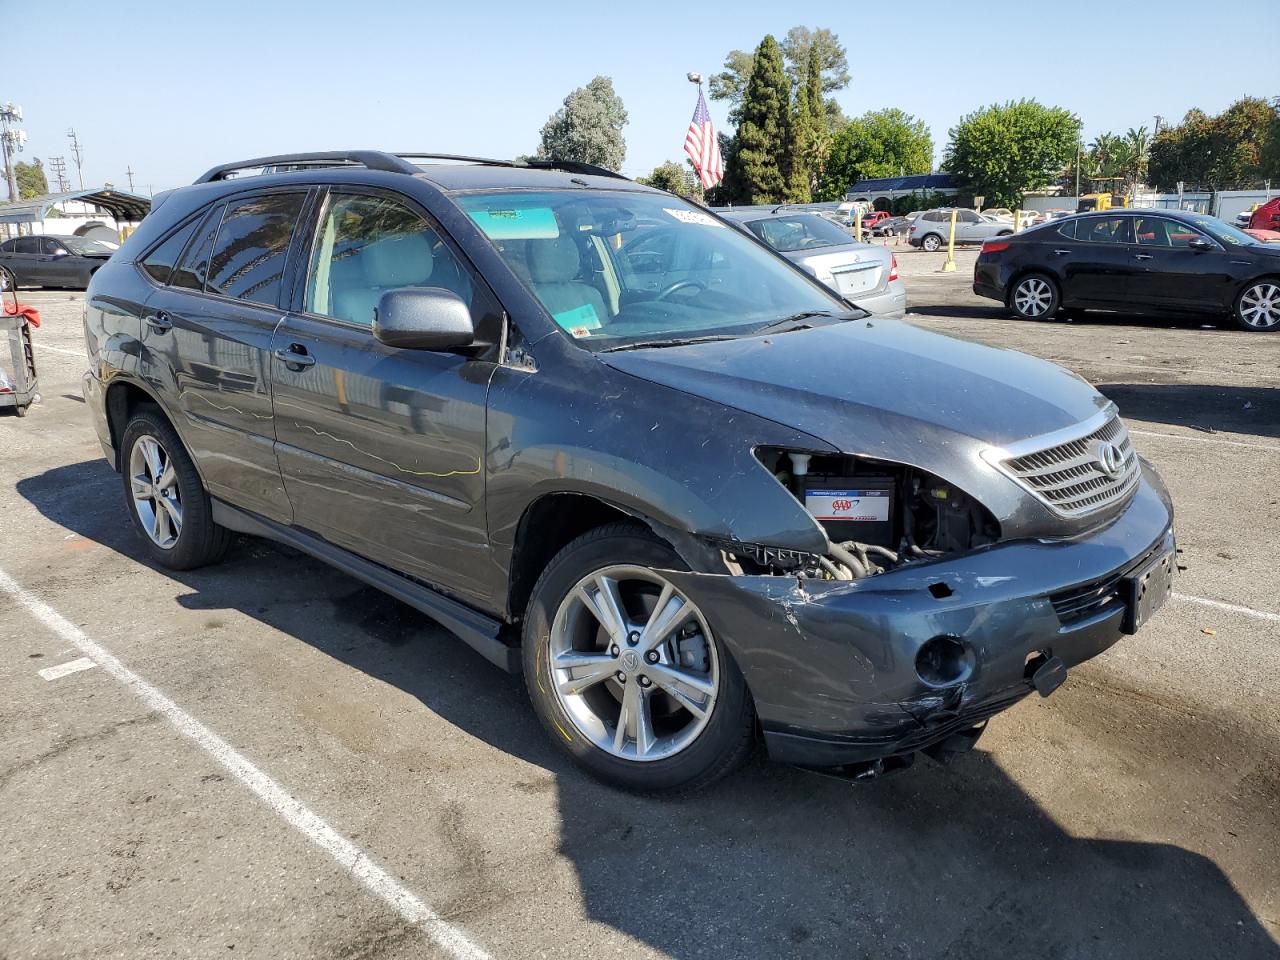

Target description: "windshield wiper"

left=599, top=334, right=741, bottom=353
left=752, top=310, right=846, bottom=335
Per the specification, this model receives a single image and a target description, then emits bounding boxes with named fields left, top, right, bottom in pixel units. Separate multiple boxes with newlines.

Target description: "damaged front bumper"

left=665, top=462, right=1175, bottom=768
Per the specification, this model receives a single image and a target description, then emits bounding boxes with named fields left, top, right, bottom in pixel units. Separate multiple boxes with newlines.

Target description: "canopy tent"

left=0, top=187, right=151, bottom=225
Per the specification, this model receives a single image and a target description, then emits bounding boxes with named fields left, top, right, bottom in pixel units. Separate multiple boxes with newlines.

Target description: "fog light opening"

left=928, top=582, right=954, bottom=599
left=915, top=634, right=975, bottom=687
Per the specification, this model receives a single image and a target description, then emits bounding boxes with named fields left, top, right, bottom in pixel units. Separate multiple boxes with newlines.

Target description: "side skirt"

left=211, top=499, right=520, bottom=674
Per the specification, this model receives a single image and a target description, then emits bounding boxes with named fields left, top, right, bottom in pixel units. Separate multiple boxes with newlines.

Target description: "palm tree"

left=1122, top=126, right=1151, bottom=189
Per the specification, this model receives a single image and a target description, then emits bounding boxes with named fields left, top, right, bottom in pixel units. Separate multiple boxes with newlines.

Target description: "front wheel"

left=1234, top=280, right=1280, bottom=331
left=1010, top=273, right=1060, bottom=320
left=522, top=523, right=755, bottom=794
left=0, top=265, right=16, bottom=292
left=921, top=233, right=942, bottom=252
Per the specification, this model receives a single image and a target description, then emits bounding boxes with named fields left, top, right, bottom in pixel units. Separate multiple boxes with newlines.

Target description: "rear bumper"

left=973, top=260, right=1012, bottom=303
left=847, top=281, right=906, bottom=320
left=665, top=462, right=1174, bottom=767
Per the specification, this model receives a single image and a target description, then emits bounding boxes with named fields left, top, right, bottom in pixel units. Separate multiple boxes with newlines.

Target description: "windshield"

left=745, top=214, right=854, bottom=252
left=60, top=236, right=117, bottom=255
left=457, top=190, right=845, bottom=349
left=1186, top=215, right=1258, bottom=247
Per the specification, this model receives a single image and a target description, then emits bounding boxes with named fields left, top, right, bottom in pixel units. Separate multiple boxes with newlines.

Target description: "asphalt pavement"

left=1, top=267, right=1277, bottom=960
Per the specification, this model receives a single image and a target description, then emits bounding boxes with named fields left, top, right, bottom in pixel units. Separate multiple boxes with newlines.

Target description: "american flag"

left=684, top=89, right=723, bottom=189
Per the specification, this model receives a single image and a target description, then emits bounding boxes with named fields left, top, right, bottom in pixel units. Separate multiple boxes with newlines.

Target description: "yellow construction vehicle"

left=1077, top=193, right=1129, bottom=212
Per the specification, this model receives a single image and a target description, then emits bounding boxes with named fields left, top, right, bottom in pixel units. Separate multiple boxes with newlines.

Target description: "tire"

left=119, top=408, right=231, bottom=570
left=522, top=522, right=756, bottom=794
left=0, top=265, right=16, bottom=293
left=921, top=233, right=942, bottom=252
left=1009, top=272, right=1060, bottom=320
left=1233, top=279, right=1280, bottom=332
left=997, top=230, right=1013, bottom=237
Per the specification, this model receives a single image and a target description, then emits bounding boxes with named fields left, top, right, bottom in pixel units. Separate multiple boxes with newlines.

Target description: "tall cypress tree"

left=788, top=45, right=825, bottom=202
left=729, top=35, right=793, bottom=205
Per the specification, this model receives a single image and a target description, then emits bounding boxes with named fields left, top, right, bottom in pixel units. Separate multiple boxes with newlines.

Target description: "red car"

left=1248, top=198, right=1280, bottom=232
left=859, top=210, right=891, bottom=230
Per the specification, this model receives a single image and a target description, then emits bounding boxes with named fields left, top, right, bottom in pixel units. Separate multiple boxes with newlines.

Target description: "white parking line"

left=0, top=567, right=492, bottom=960
left=33, top=344, right=85, bottom=358
left=38, top=656, right=98, bottom=681
left=1129, top=429, right=1280, bottom=453
left=1175, top=593, right=1280, bottom=624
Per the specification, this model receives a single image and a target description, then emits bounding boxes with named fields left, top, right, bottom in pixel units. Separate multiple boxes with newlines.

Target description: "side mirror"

left=1188, top=237, right=1215, bottom=252
left=373, top=287, right=475, bottom=351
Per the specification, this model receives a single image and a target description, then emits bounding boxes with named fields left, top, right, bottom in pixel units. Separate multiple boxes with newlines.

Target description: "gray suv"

left=910, top=207, right=1015, bottom=251
left=84, top=151, right=1174, bottom=793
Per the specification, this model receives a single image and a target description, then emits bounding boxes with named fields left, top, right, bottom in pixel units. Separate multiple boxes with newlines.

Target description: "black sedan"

left=0, top=234, right=116, bottom=290
left=974, top=209, right=1280, bottom=331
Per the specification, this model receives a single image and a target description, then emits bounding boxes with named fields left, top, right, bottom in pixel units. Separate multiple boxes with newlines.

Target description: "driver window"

left=306, top=194, right=473, bottom=327
left=958, top=210, right=982, bottom=224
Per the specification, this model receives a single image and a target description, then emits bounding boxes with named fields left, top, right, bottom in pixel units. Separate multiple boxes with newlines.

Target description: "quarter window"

left=171, top=205, right=223, bottom=291
left=140, top=218, right=201, bottom=285
left=206, top=193, right=307, bottom=306
left=305, top=193, right=473, bottom=327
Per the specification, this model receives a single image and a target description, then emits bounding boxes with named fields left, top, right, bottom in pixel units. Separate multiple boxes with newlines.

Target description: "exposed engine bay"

left=729, top=450, right=1002, bottom=580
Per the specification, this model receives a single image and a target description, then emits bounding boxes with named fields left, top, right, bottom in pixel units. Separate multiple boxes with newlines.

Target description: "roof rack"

left=194, top=151, right=422, bottom=184
left=517, top=158, right=629, bottom=180
left=396, top=153, right=515, bottom=167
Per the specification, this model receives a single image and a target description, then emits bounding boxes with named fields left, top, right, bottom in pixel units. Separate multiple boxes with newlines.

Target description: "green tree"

left=637, top=160, right=704, bottom=201
left=943, top=100, right=1080, bottom=208
left=15, top=158, right=48, bottom=199
left=787, top=46, right=826, bottom=201
left=710, top=25, right=849, bottom=128
left=814, top=109, right=934, bottom=201
left=722, top=35, right=797, bottom=205
left=533, top=76, right=628, bottom=171
left=1148, top=98, right=1280, bottom=190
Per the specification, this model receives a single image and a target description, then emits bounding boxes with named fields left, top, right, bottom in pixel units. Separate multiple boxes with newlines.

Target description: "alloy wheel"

left=548, top=565, right=720, bottom=762
left=1238, top=282, right=1280, bottom=330
left=1014, top=277, right=1053, bottom=317
left=129, top=435, right=183, bottom=549
left=0, top=266, right=14, bottom=293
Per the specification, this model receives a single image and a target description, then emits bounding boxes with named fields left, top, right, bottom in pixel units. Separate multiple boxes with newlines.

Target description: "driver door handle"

left=273, top=343, right=316, bottom=369
left=1052, top=249, right=1071, bottom=255
left=144, top=311, right=172, bottom=332
left=1133, top=253, right=1154, bottom=260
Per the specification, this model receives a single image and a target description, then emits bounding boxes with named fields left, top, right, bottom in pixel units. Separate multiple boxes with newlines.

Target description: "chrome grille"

left=992, top=410, right=1140, bottom=519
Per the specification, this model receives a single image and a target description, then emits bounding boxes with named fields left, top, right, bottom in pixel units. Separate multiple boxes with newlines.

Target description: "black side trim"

left=211, top=499, right=519, bottom=673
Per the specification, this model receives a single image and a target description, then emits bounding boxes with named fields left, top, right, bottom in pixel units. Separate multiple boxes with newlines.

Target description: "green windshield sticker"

left=467, top=207, right=560, bottom=240
left=552, top=303, right=602, bottom=337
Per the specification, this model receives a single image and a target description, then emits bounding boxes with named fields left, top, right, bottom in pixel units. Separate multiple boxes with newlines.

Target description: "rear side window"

left=13, top=237, right=39, bottom=254
left=172, top=205, right=223, bottom=291
left=140, top=218, right=201, bottom=285
left=1076, top=217, right=1132, bottom=244
left=206, top=193, right=307, bottom=306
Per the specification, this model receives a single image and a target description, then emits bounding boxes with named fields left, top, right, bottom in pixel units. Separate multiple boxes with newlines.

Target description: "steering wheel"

left=656, top=279, right=707, bottom=301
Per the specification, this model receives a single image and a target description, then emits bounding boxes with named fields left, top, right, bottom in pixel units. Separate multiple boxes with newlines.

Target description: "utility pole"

left=1153, top=115, right=1164, bottom=137
left=49, top=156, right=70, bottom=192
left=1, top=102, right=26, bottom=202
left=126, top=166, right=135, bottom=192
left=67, top=127, right=84, bottom=189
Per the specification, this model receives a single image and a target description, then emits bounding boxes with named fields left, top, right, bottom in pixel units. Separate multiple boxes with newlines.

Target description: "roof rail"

left=396, top=153, right=515, bottom=167
left=518, top=159, right=630, bottom=181
left=193, top=151, right=422, bottom=184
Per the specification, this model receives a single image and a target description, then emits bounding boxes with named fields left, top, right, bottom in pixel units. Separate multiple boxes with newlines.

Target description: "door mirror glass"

left=373, top=287, right=475, bottom=351
left=1187, top=237, right=1215, bottom=252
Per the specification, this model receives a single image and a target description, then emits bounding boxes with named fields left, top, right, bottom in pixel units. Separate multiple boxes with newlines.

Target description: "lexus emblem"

left=621, top=651, right=641, bottom=673
left=1094, top=440, right=1125, bottom=478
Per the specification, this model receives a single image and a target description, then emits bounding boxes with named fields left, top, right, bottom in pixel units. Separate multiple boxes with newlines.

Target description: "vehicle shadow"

left=909, top=303, right=1233, bottom=331
left=1097, top=382, right=1280, bottom=439
left=17, top=459, right=1280, bottom=960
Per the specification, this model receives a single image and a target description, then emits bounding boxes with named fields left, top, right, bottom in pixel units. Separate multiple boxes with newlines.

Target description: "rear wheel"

left=120, top=409, right=231, bottom=570
left=1010, top=273, right=1060, bottom=320
left=0, top=265, right=16, bottom=292
left=1234, top=280, right=1280, bottom=332
left=921, top=233, right=942, bottom=252
left=522, top=523, right=755, bottom=794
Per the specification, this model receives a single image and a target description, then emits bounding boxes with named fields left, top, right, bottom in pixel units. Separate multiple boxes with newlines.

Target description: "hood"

left=602, top=319, right=1113, bottom=535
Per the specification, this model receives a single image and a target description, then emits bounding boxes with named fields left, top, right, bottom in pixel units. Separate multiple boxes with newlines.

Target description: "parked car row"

left=974, top=208, right=1280, bottom=331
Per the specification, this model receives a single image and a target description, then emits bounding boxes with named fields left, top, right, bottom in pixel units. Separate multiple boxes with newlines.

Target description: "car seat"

left=526, top=236, right=609, bottom=332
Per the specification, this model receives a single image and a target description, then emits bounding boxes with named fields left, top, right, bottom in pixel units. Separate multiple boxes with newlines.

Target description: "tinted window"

left=141, top=218, right=201, bottom=285
left=40, top=237, right=67, bottom=254
left=13, top=237, right=39, bottom=254
left=305, top=193, right=473, bottom=327
left=1134, top=217, right=1173, bottom=247
left=0, top=239, right=14, bottom=252
left=172, top=205, right=223, bottom=291
left=1057, top=221, right=1076, bottom=240
left=958, top=210, right=981, bottom=223
left=1076, top=217, right=1132, bottom=244
left=205, top=193, right=306, bottom=305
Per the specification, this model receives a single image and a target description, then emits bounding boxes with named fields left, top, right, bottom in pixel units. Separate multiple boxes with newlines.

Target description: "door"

left=269, top=189, right=498, bottom=605
left=4, top=236, right=45, bottom=284
left=954, top=209, right=985, bottom=242
left=40, top=237, right=85, bottom=286
left=1128, top=216, right=1236, bottom=312
left=141, top=191, right=309, bottom=523
left=1054, top=216, right=1138, bottom=307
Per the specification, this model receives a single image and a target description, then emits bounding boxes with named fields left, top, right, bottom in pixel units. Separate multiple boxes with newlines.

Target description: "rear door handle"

left=144, top=311, right=172, bottom=332
left=273, top=343, right=316, bottom=369
left=1053, top=249, right=1071, bottom=255
left=1134, top=253, right=1154, bottom=260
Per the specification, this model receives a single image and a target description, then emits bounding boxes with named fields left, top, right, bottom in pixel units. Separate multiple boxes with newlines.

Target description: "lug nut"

left=645, top=650, right=659, bottom=663
left=610, top=645, right=619, bottom=657
left=615, top=671, right=627, bottom=684
left=627, top=631, right=640, bottom=646
left=638, top=676, right=652, bottom=688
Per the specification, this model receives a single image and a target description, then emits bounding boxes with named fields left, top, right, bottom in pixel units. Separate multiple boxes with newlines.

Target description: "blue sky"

left=8, top=0, right=1279, bottom=195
